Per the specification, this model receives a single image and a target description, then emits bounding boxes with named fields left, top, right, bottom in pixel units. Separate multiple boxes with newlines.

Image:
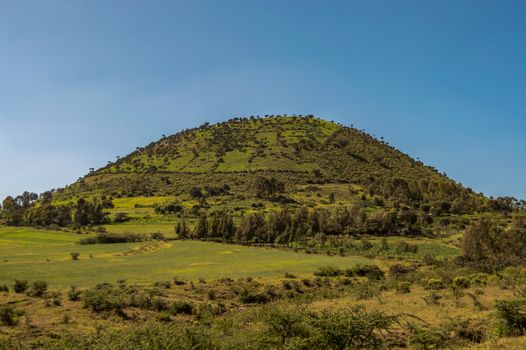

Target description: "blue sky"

left=0, top=0, right=525, bottom=200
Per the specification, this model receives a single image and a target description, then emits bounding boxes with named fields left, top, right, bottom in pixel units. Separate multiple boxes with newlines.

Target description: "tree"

left=176, top=218, right=190, bottom=240
left=195, top=214, right=208, bottom=239
left=253, top=177, right=285, bottom=198
left=235, top=212, right=266, bottom=242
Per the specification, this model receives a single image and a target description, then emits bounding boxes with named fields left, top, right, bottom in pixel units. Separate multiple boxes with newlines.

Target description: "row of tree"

left=0, top=193, right=113, bottom=227
left=176, top=204, right=436, bottom=244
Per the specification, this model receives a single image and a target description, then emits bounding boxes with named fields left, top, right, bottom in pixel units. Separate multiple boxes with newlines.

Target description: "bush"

left=173, top=277, right=186, bottom=286
left=423, top=292, right=442, bottom=306
left=68, top=285, right=82, bottom=301
left=352, top=265, right=385, bottom=281
left=113, top=212, right=130, bottom=223
left=389, top=264, right=416, bottom=277
left=0, top=285, right=9, bottom=293
left=424, top=278, right=445, bottom=290
left=13, top=279, right=28, bottom=293
left=395, top=241, right=418, bottom=254
left=170, top=301, right=194, bottom=315
left=29, top=280, right=48, bottom=297
left=45, top=291, right=62, bottom=307
left=308, top=308, right=398, bottom=349
left=452, top=276, right=471, bottom=289
left=79, top=233, right=145, bottom=245
left=239, top=289, right=272, bottom=304
left=151, top=232, right=166, bottom=241
left=314, top=266, right=342, bottom=277
left=353, top=283, right=381, bottom=300
left=70, top=252, right=80, bottom=261
left=0, top=305, right=18, bottom=326
left=395, top=281, right=412, bottom=294
left=409, top=324, right=449, bottom=350
left=495, top=298, right=526, bottom=336
left=446, top=318, right=486, bottom=343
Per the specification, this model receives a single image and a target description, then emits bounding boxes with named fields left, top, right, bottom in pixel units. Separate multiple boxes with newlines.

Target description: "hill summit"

left=59, top=115, right=480, bottom=210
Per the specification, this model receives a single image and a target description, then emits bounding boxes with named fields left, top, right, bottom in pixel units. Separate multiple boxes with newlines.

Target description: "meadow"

left=0, top=227, right=372, bottom=288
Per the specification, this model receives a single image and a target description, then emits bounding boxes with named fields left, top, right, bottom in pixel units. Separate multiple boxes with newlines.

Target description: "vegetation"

left=0, top=116, right=525, bottom=348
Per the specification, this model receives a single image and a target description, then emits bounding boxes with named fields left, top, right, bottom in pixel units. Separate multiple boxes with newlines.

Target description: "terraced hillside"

left=58, top=115, right=480, bottom=208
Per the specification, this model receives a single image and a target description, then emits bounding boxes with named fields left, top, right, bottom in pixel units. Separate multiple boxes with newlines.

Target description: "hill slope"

left=58, top=115, right=480, bottom=208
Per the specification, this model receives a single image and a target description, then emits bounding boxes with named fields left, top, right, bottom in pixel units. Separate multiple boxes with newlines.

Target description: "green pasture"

left=0, top=227, right=372, bottom=288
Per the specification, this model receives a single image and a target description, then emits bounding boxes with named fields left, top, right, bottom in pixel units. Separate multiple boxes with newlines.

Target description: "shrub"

left=424, top=278, right=445, bottom=290
left=452, top=277, right=471, bottom=289
left=151, top=232, right=165, bottom=241
left=423, top=292, right=442, bottom=306
left=353, top=283, right=381, bottom=300
left=170, top=301, right=194, bottom=315
left=396, top=282, right=412, bottom=294
left=302, top=279, right=314, bottom=288
left=308, top=308, right=398, bottom=349
left=29, top=280, right=48, bottom=297
left=0, top=285, right=9, bottom=293
left=239, top=289, right=272, bottom=304
left=284, top=272, right=297, bottom=279
left=314, top=266, right=342, bottom=277
left=359, top=239, right=373, bottom=251
left=395, top=241, right=418, bottom=254
left=173, top=277, right=186, bottom=285
left=83, top=288, right=124, bottom=313
left=44, top=291, right=62, bottom=307
left=68, top=285, right=82, bottom=301
left=495, top=298, right=526, bottom=336
left=263, top=306, right=309, bottom=347
left=154, top=281, right=171, bottom=289
left=14, top=279, right=29, bottom=293
left=446, top=318, right=486, bottom=343
left=70, top=252, right=80, bottom=261
left=352, top=265, right=385, bottom=281
left=0, top=305, right=18, bottom=326
left=409, top=324, right=449, bottom=350
left=113, top=212, right=130, bottom=223
left=79, top=233, right=145, bottom=245
left=389, top=264, right=416, bottom=277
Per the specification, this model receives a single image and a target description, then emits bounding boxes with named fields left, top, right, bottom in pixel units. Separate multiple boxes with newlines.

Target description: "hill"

left=57, top=115, right=481, bottom=211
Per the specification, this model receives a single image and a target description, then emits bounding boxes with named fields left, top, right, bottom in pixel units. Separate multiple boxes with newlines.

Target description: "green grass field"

left=0, top=227, right=372, bottom=288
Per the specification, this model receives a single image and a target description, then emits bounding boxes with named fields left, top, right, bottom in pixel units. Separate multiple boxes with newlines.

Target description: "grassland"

left=0, top=227, right=372, bottom=288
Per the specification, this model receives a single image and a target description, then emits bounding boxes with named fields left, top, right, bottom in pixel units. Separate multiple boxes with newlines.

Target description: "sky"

left=0, top=0, right=525, bottom=200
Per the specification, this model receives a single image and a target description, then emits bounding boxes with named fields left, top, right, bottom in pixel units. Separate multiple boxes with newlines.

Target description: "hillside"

left=57, top=115, right=480, bottom=209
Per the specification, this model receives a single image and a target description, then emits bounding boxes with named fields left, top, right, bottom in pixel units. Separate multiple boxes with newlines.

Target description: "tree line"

left=0, top=192, right=113, bottom=227
left=175, top=204, right=435, bottom=245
